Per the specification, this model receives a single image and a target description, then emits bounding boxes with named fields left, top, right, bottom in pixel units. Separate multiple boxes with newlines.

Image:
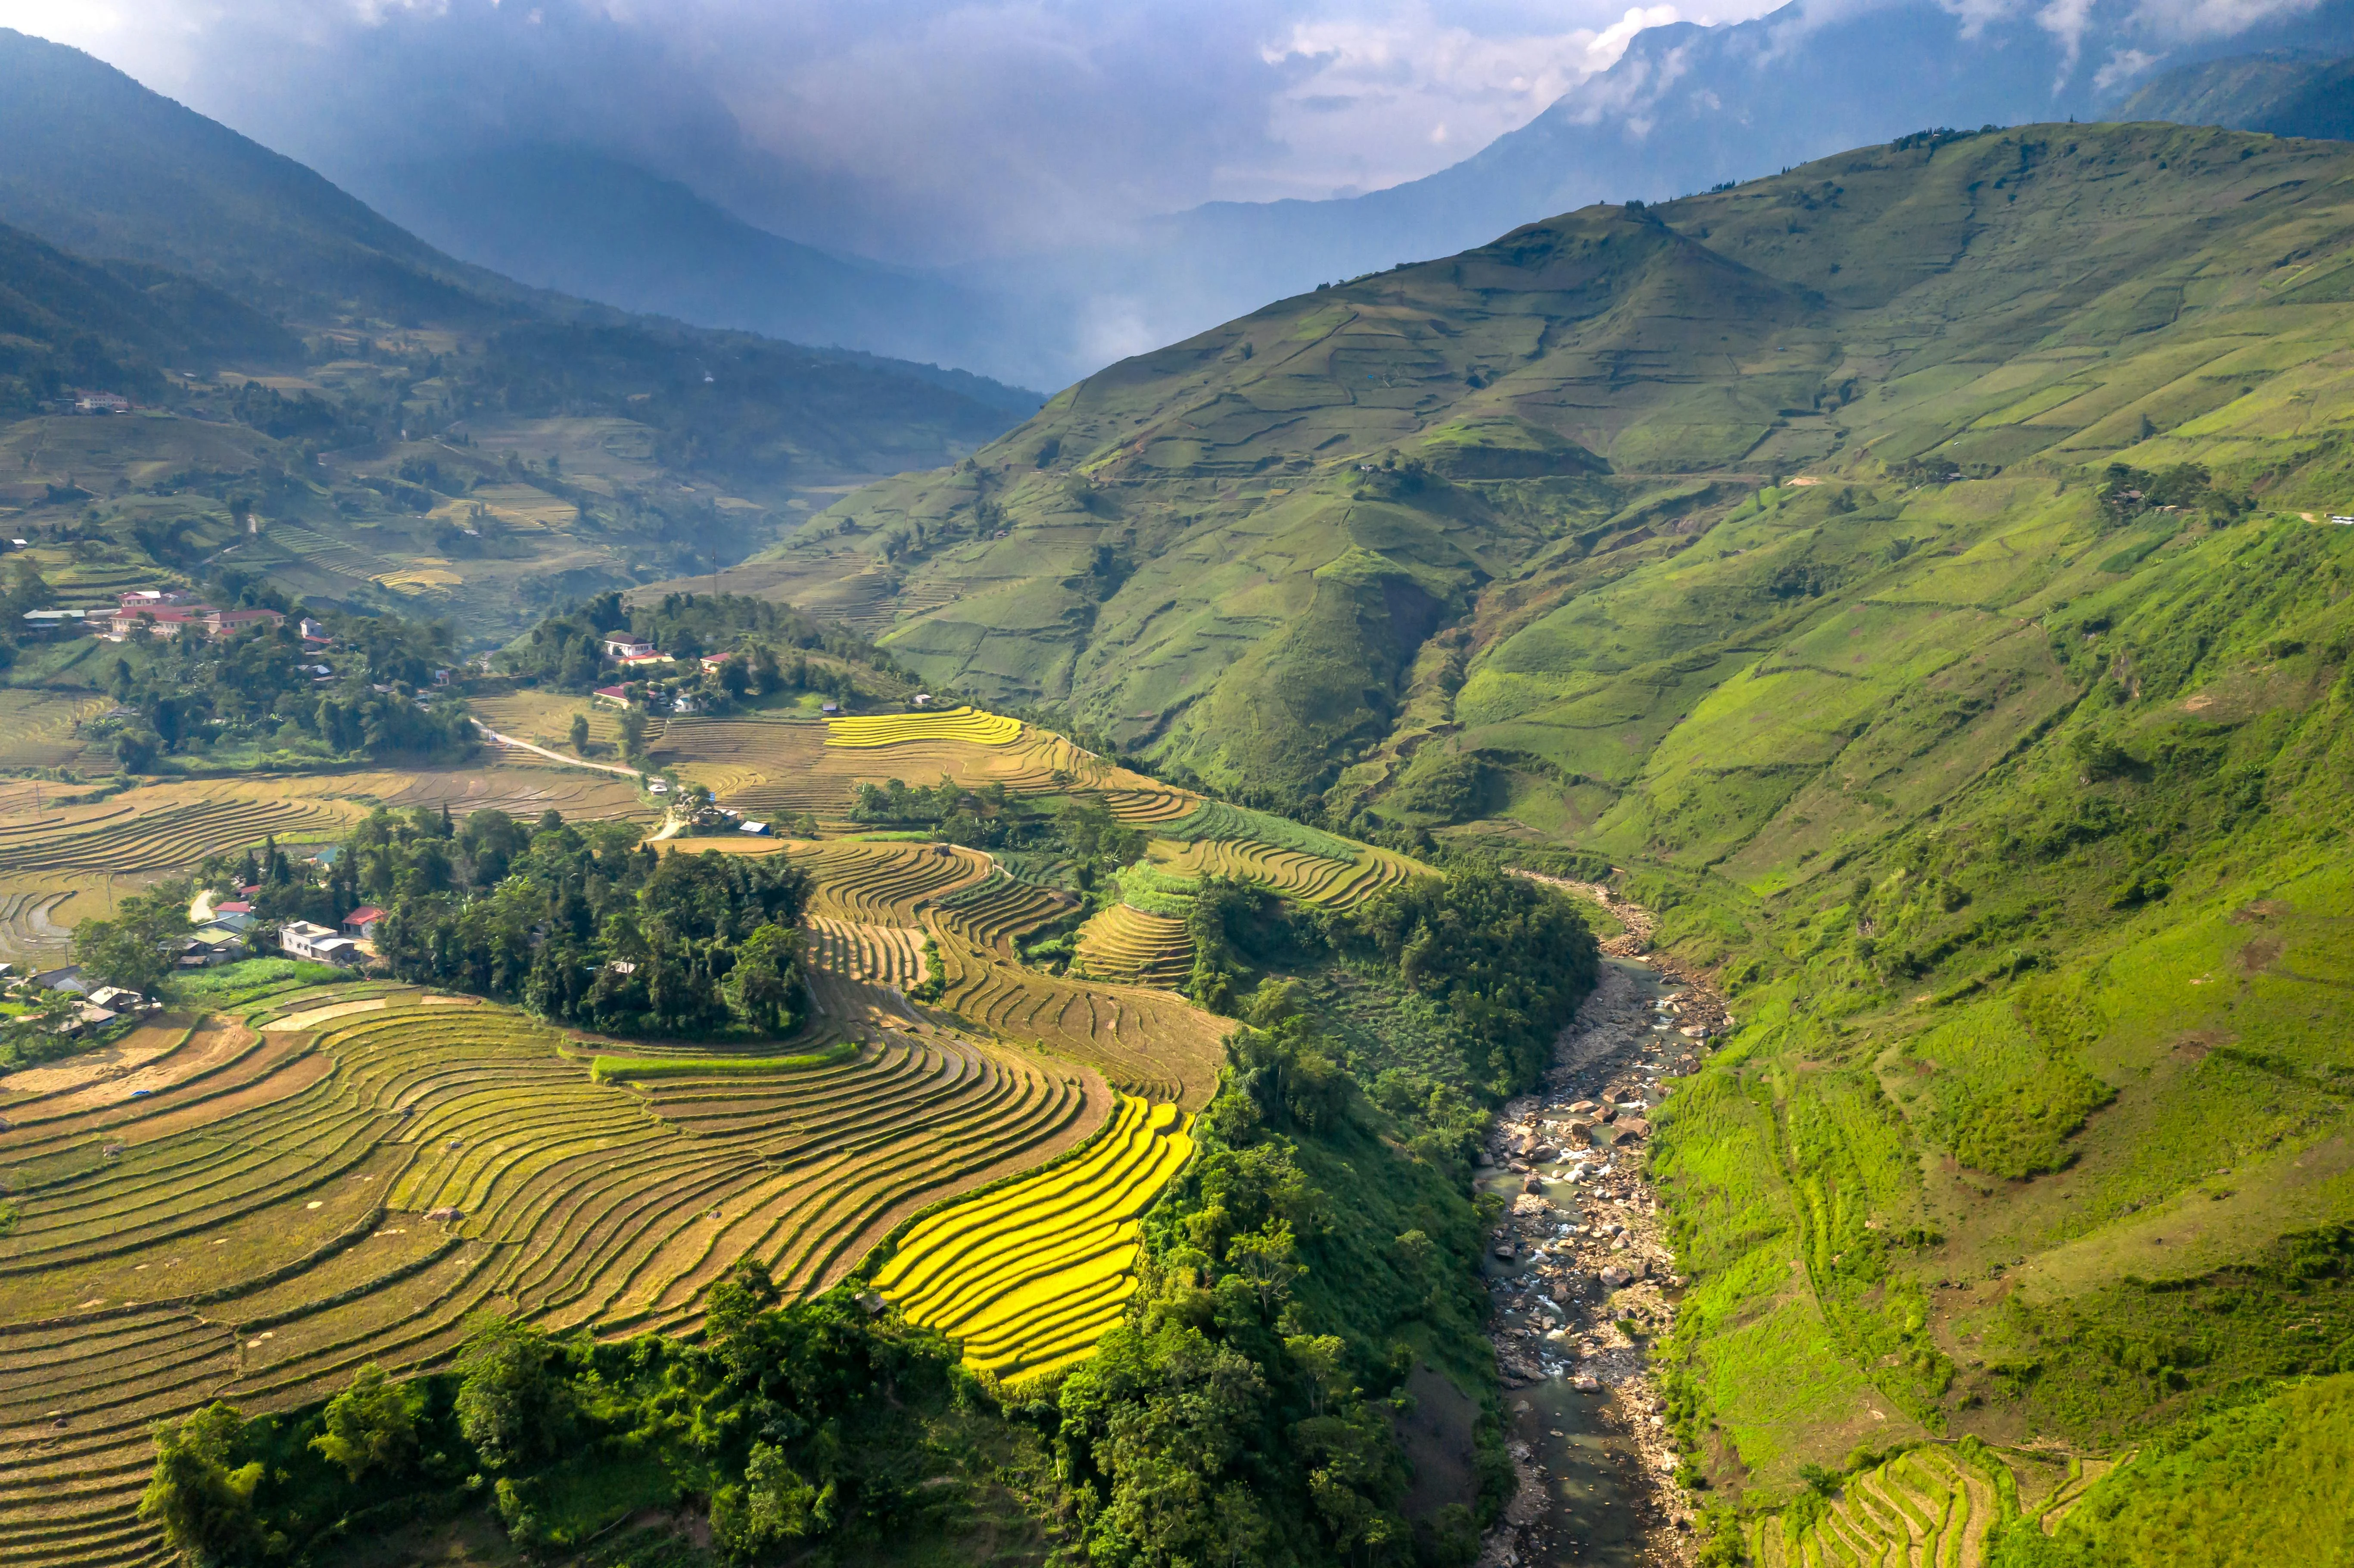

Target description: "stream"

left=1473, top=926, right=1731, bottom=1568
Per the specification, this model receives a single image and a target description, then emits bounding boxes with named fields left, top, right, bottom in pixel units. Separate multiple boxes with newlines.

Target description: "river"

left=1473, top=924, right=1731, bottom=1568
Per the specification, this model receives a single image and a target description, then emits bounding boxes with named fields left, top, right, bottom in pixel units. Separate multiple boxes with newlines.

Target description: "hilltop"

left=739, top=117, right=2354, bottom=1540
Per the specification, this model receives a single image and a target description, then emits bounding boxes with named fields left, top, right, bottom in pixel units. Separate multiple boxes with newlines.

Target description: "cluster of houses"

left=591, top=636, right=738, bottom=714
left=4, top=962, right=163, bottom=1036
left=19, top=589, right=328, bottom=645
left=171, top=893, right=385, bottom=974
left=102, top=591, right=283, bottom=641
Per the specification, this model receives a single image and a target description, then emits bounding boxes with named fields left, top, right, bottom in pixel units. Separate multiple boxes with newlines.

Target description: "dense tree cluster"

left=1057, top=982, right=1499, bottom=1568
left=140, top=1288, right=971, bottom=1567
left=353, top=806, right=813, bottom=1039
left=1334, top=864, right=1600, bottom=1098
left=851, top=778, right=1143, bottom=869
left=97, top=611, right=469, bottom=773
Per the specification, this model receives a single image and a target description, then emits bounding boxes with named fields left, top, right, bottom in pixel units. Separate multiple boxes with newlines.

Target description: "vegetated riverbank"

left=1475, top=928, right=1731, bottom=1568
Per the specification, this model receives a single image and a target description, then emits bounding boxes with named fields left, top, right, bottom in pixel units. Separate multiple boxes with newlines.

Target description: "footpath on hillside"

left=1478, top=885, right=1729, bottom=1568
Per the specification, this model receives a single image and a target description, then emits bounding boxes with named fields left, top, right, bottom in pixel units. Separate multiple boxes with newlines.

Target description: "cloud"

left=3, top=0, right=1747, bottom=261
left=1251, top=4, right=1696, bottom=198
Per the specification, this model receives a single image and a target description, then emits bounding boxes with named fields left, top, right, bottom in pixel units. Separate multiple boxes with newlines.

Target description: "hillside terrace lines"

left=1073, top=903, right=1193, bottom=986
left=1745, top=1445, right=2004, bottom=1568
left=872, top=1096, right=1193, bottom=1380
left=654, top=712, right=1121, bottom=820
left=794, top=840, right=992, bottom=923
left=932, top=871, right=1074, bottom=958
left=1149, top=835, right=1419, bottom=910
left=0, top=986, right=1113, bottom=1568
left=822, top=706, right=1021, bottom=748
left=805, top=915, right=926, bottom=990
left=923, top=916, right=1223, bottom=1109
left=0, top=795, right=355, bottom=874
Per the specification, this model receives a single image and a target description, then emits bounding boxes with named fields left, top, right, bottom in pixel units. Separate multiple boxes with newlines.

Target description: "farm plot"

left=657, top=715, right=1120, bottom=818
left=1099, top=786, right=1202, bottom=824
left=0, top=690, right=108, bottom=770
left=1073, top=904, right=1193, bottom=987
left=0, top=987, right=1111, bottom=1568
left=872, top=1096, right=1193, bottom=1381
left=925, top=919, right=1225, bottom=1109
left=806, top=916, right=925, bottom=990
left=933, top=872, right=1075, bottom=958
left=0, top=788, right=358, bottom=875
left=0, top=875, right=87, bottom=963
left=1744, top=1446, right=2001, bottom=1568
left=823, top=706, right=1022, bottom=748
left=1152, top=836, right=1424, bottom=911
left=794, top=840, right=992, bottom=923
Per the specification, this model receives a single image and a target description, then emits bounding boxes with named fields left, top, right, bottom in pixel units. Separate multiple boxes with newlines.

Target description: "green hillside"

left=752, top=121, right=2354, bottom=792
left=758, top=118, right=2354, bottom=1531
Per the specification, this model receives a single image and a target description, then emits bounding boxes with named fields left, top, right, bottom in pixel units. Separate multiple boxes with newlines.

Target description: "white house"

left=603, top=636, right=655, bottom=660
left=280, top=920, right=362, bottom=965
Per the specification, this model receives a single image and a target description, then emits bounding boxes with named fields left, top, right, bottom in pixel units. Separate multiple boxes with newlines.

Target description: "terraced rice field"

left=794, top=840, right=992, bottom=923
left=806, top=916, right=926, bottom=990
left=1098, top=786, right=1202, bottom=824
left=0, top=877, right=96, bottom=964
left=932, top=872, right=1076, bottom=958
left=0, top=989, right=1111, bottom=1567
left=924, top=921, right=1224, bottom=1108
left=0, top=691, right=109, bottom=771
left=822, top=706, right=1022, bottom=748
left=0, top=792, right=357, bottom=875
left=1151, top=837, right=1423, bottom=911
left=1073, top=904, right=1193, bottom=987
left=1745, top=1446, right=2000, bottom=1568
left=656, top=712, right=1136, bottom=818
left=871, top=1096, right=1193, bottom=1381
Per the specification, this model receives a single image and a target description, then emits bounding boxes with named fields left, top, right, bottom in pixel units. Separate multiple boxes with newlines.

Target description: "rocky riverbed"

left=1474, top=954, right=1731, bottom=1568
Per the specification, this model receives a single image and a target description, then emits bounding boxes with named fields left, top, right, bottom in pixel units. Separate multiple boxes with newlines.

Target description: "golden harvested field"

left=0, top=706, right=1397, bottom=1563
left=0, top=783, right=358, bottom=876
left=1149, top=836, right=1422, bottom=910
left=0, top=987, right=1110, bottom=1567
left=822, top=706, right=1022, bottom=748
left=932, top=871, right=1077, bottom=958
left=793, top=840, right=994, bottom=922
left=1073, top=903, right=1193, bottom=986
left=872, top=1095, right=1193, bottom=1381
left=924, top=918, right=1224, bottom=1109
left=654, top=712, right=1148, bottom=818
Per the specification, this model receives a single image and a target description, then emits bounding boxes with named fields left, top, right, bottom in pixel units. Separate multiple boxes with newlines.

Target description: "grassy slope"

left=752, top=122, right=2354, bottom=791
left=760, top=120, right=2354, bottom=1525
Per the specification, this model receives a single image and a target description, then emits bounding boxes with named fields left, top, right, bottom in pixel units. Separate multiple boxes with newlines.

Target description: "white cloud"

left=1248, top=3, right=1698, bottom=199
left=2093, top=44, right=2161, bottom=90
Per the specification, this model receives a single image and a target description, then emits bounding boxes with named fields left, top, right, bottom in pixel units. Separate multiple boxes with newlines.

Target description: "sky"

left=0, top=0, right=1779, bottom=262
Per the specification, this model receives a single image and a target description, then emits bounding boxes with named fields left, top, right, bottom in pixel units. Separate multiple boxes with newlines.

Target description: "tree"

left=309, top=1363, right=422, bottom=1481
left=725, top=923, right=804, bottom=1035
left=617, top=706, right=649, bottom=762
left=139, top=1403, right=267, bottom=1568
left=72, top=880, right=193, bottom=994
left=453, top=1316, right=570, bottom=1469
left=569, top=712, right=591, bottom=756
left=115, top=729, right=159, bottom=775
